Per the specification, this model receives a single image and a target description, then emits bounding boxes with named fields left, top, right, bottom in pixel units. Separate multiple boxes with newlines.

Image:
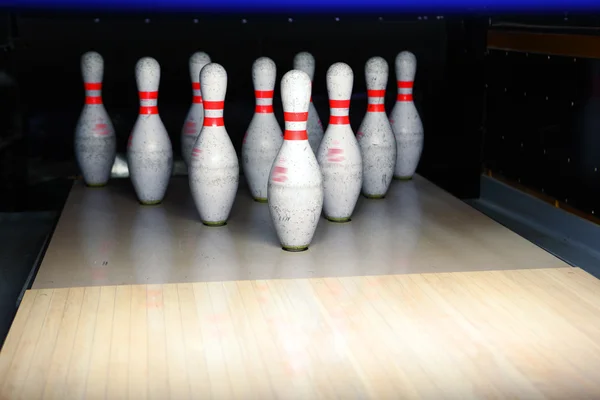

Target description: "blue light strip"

left=5, top=0, right=600, bottom=12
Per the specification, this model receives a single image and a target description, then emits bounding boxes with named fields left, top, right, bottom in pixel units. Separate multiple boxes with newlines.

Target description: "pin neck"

left=397, top=80, right=413, bottom=102
left=203, top=100, right=225, bottom=127
left=138, top=91, right=159, bottom=114
left=192, top=82, right=203, bottom=104
left=329, top=99, right=350, bottom=125
left=255, top=90, right=274, bottom=113
left=283, top=111, right=308, bottom=140
left=84, top=82, right=103, bottom=105
left=367, top=89, right=385, bottom=112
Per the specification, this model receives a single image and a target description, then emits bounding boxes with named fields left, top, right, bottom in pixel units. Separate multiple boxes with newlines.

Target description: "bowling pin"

left=181, top=51, right=211, bottom=166
left=189, top=63, right=239, bottom=226
left=317, top=62, right=362, bottom=222
left=74, top=51, right=116, bottom=187
left=242, top=57, right=283, bottom=202
left=293, top=52, right=324, bottom=154
left=127, top=57, right=173, bottom=205
left=389, top=51, right=424, bottom=180
left=357, top=57, right=397, bottom=198
left=268, top=69, right=323, bottom=251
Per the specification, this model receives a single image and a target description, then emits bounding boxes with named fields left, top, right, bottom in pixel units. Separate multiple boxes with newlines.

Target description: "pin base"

left=139, top=200, right=162, bottom=206
left=253, top=197, right=268, bottom=203
left=85, top=182, right=108, bottom=188
left=363, top=193, right=385, bottom=199
left=394, top=176, right=413, bottom=181
left=325, top=216, right=351, bottom=223
left=282, top=245, right=309, bottom=252
left=202, top=220, right=227, bottom=227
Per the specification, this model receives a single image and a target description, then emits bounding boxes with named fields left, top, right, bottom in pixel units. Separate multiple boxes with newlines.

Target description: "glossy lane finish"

left=3, top=268, right=600, bottom=399
left=33, top=175, right=569, bottom=289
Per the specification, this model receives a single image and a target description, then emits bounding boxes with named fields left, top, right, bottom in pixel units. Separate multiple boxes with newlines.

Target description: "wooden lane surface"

left=2, top=267, right=600, bottom=399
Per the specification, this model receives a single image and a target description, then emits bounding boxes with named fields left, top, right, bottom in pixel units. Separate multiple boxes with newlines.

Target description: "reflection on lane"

left=131, top=205, right=173, bottom=284
left=77, top=187, right=118, bottom=285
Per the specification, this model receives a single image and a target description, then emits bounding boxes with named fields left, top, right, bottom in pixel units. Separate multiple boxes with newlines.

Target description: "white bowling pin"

left=293, top=52, right=324, bottom=154
left=242, top=57, right=283, bottom=202
left=317, top=62, right=362, bottom=222
left=181, top=51, right=211, bottom=166
left=357, top=56, right=397, bottom=198
left=74, top=51, right=117, bottom=187
left=267, top=69, right=323, bottom=251
left=189, top=63, right=239, bottom=226
left=389, top=51, right=424, bottom=180
left=127, top=57, right=173, bottom=205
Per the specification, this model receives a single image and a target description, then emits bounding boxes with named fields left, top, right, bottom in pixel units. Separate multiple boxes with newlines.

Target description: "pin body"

left=189, top=63, right=239, bottom=226
left=268, top=69, right=323, bottom=251
left=293, top=52, right=324, bottom=154
left=74, top=51, right=116, bottom=187
left=127, top=57, right=173, bottom=205
left=317, top=62, right=362, bottom=222
left=181, top=51, right=211, bottom=166
left=357, top=57, right=397, bottom=198
left=389, top=51, right=424, bottom=180
left=242, top=57, right=283, bottom=202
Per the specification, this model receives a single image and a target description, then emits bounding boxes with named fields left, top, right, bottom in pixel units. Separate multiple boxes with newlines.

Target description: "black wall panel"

left=485, top=48, right=600, bottom=216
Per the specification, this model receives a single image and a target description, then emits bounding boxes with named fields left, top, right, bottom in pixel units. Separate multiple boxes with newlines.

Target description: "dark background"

left=1, top=13, right=600, bottom=216
left=0, top=12, right=487, bottom=212
left=485, top=44, right=600, bottom=217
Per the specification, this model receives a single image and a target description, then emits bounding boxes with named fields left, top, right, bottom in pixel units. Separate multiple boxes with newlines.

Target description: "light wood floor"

left=2, top=267, right=600, bottom=399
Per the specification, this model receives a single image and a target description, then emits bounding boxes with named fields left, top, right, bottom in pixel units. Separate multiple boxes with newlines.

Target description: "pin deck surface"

left=33, top=174, right=567, bottom=289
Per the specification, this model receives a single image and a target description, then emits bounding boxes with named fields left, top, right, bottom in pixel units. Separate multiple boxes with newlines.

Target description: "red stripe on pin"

left=255, top=90, right=274, bottom=99
left=204, top=117, right=224, bottom=126
left=367, top=104, right=385, bottom=112
left=284, top=112, right=308, bottom=122
left=192, top=95, right=203, bottom=104
left=85, top=82, right=102, bottom=90
left=329, top=99, right=351, bottom=108
left=139, top=106, right=158, bottom=115
left=397, top=81, right=413, bottom=89
left=284, top=130, right=308, bottom=140
left=192, top=82, right=200, bottom=90
left=368, top=89, right=385, bottom=97
left=139, top=91, right=158, bottom=100
left=255, top=105, right=273, bottom=113
left=397, top=94, right=413, bottom=101
left=204, top=101, right=224, bottom=110
left=329, top=115, right=350, bottom=125
left=85, top=96, right=102, bottom=105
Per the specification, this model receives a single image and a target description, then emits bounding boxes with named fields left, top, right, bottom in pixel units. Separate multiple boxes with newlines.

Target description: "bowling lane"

left=32, top=174, right=569, bottom=289
left=4, top=267, right=600, bottom=399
